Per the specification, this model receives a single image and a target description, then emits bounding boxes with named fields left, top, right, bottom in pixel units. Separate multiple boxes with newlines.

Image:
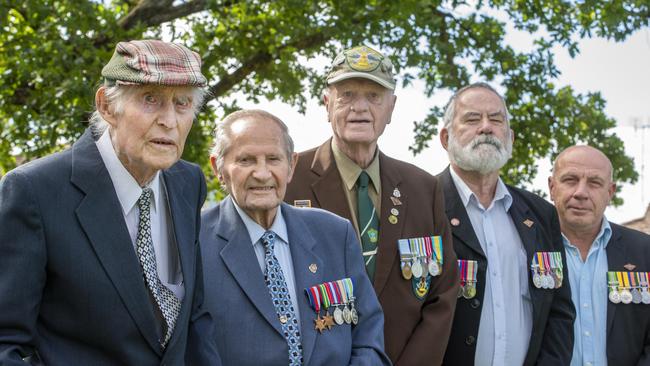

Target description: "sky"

left=234, top=27, right=650, bottom=224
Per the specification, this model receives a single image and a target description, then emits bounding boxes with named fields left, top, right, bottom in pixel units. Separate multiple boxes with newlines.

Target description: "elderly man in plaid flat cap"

left=0, top=40, right=220, bottom=365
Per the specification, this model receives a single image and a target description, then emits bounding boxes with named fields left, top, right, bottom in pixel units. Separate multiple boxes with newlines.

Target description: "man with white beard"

left=437, top=83, right=575, bottom=366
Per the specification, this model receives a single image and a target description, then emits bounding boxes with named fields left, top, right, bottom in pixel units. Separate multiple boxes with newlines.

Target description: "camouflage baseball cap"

left=325, top=45, right=396, bottom=90
left=101, top=39, right=207, bottom=87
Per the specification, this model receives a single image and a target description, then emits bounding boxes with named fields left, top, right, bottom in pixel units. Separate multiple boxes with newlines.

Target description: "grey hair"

left=210, top=109, right=295, bottom=171
left=442, top=82, right=510, bottom=129
left=89, top=84, right=207, bottom=136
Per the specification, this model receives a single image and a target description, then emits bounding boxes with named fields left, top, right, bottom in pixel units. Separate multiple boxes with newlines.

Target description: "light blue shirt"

left=563, top=218, right=611, bottom=366
left=450, top=168, right=533, bottom=366
left=232, top=202, right=301, bottom=326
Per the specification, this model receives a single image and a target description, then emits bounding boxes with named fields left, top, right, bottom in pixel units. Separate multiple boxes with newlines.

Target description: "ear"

left=607, top=182, right=616, bottom=202
left=323, top=93, right=331, bottom=119
left=287, top=153, right=299, bottom=183
left=95, top=87, right=118, bottom=127
left=210, top=155, right=223, bottom=182
left=386, top=94, right=397, bottom=125
left=510, top=127, right=515, bottom=144
left=440, top=127, right=450, bottom=151
left=548, top=176, right=556, bottom=202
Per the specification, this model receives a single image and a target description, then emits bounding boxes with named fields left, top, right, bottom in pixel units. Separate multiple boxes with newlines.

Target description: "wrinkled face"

left=549, top=147, right=615, bottom=233
left=324, top=78, right=396, bottom=149
left=442, top=87, right=513, bottom=174
left=214, top=118, right=297, bottom=221
left=103, top=85, right=196, bottom=184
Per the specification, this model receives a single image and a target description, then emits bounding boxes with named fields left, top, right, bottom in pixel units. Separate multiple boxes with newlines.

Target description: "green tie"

left=357, top=171, right=379, bottom=280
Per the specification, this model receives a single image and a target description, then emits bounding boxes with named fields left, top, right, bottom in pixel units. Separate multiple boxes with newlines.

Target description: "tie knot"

left=138, top=188, right=153, bottom=210
left=261, top=231, right=276, bottom=250
left=357, top=171, right=370, bottom=189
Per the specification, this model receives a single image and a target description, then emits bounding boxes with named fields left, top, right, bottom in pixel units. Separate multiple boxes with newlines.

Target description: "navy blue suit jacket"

left=0, top=131, right=219, bottom=365
left=200, top=197, right=390, bottom=366
left=438, top=167, right=575, bottom=366
left=606, top=223, right=650, bottom=365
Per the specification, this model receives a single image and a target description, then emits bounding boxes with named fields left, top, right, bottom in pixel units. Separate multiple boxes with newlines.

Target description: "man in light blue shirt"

left=550, top=145, right=650, bottom=365
left=439, top=82, right=575, bottom=366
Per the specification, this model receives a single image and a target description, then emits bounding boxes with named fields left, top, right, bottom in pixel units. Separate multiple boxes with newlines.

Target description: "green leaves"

left=0, top=0, right=644, bottom=205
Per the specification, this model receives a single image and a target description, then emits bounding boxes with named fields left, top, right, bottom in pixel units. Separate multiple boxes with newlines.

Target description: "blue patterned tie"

left=261, top=231, right=303, bottom=365
left=136, top=188, right=181, bottom=347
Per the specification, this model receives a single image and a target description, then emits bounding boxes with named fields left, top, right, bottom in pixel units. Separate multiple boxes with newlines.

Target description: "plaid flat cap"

left=102, top=40, right=207, bottom=87
left=326, top=45, right=396, bottom=90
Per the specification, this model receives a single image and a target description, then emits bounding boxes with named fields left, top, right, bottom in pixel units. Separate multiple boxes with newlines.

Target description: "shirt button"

left=584, top=331, right=591, bottom=336
left=495, top=303, right=501, bottom=308
left=583, top=303, right=589, bottom=308
left=585, top=363, right=593, bottom=366
left=465, top=336, right=476, bottom=345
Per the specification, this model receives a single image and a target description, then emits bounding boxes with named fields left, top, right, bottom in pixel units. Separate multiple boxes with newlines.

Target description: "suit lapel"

left=374, top=153, right=404, bottom=295
left=606, top=226, right=625, bottom=335
left=283, top=204, right=324, bottom=366
left=162, top=167, right=195, bottom=349
left=309, top=141, right=353, bottom=220
left=71, top=131, right=162, bottom=355
left=507, top=189, right=545, bottom=328
left=440, top=168, right=485, bottom=258
left=216, top=198, right=284, bottom=336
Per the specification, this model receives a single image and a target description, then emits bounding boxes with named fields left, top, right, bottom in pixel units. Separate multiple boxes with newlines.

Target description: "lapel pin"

left=624, top=263, right=636, bottom=271
left=390, top=208, right=399, bottom=216
left=294, top=199, right=311, bottom=208
left=390, top=196, right=402, bottom=206
left=523, top=219, right=534, bottom=228
left=450, top=218, right=460, bottom=227
left=392, top=188, right=401, bottom=198
left=388, top=215, right=398, bottom=225
left=309, top=263, right=318, bottom=273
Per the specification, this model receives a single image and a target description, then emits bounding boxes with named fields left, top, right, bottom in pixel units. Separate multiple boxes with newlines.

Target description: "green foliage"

left=1, top=0, right=646, bottom=204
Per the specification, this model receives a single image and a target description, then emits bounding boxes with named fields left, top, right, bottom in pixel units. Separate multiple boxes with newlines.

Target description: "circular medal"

left=620, top=289, right=633, bottom=304
left=609, top=290, right=621, bottom=304
left=343, top=306, right=352, bottom=324
left=632, top=289, right=642, bottom=304
left=411, top=261, right=423, bottom=279
left=457, top=285, right=464, bottom=298
left=551, top=272, right=562, bottom=288
left=546, top=274, right=556, bottom=289
left=642, top=290, right=650, bottom=305
left=333, top=307, right=344, bottom=325
left=351, top=307, right=359, bottom=325
left=462, top=285, right=473, bottom=299
left=465, top=284, right=477, bottom=299
left=428, top=261, right=440, bottom=276
left=533, top=273, right=542, bottom=288
left=540, top=274, right=549, bottom=289
left=402, top=262, right=413, bottom=280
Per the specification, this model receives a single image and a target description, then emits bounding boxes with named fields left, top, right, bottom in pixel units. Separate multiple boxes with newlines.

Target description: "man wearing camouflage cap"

left=285, top=45, right=459, bottom=365
left=0, top=40, right=219, bottom=365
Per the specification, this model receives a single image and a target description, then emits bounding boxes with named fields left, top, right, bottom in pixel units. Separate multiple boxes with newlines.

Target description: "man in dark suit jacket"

left=438, top=82, right=575, bottom=365
left=285, top=45, right=458, bottom=366
left=549, top=145, right=650, bottom=365
left=200, top=109, right=389, bottom=365
left=0, top=40, right=218, bottom=365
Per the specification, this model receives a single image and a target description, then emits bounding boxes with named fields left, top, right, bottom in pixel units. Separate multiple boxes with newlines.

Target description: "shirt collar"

left=96, top=130, right=162, bottom=215
left=449, top=166, right=512, bottom=211
left=562, top=216, right=612, bottom=250
left=231, top=198, right=289, bottom=246
left=331, top=139, right=381, bottom=192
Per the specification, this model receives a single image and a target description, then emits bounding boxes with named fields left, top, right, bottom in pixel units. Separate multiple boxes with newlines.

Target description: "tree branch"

left=204, top=31, right=332, bottom=104
left=118, top=0, right=208, bottom=29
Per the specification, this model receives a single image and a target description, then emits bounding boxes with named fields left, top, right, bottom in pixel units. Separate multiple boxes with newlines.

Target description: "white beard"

left=447, top=130, right=512, bottom=175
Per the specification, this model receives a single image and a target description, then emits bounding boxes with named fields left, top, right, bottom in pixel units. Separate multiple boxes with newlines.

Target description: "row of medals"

left=401, top=255, right=440, bottom=280
left=608, top=285, right=650, bottom=305
left=316, top=300, right=359, bottom=332
left=532, top=269, right=562, bottom=289
left=458, top=281, right=477, bottom=299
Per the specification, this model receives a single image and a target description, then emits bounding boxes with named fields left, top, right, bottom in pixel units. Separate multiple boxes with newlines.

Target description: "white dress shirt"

left=450, top=168, right=532, bottom=366
left=232, top=201, right=301, bottom=327
left=95, top=130, right=184, bottom=301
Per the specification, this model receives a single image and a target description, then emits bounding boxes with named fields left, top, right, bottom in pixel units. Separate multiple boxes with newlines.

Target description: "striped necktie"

left=357, top=171, right=380, bottom=280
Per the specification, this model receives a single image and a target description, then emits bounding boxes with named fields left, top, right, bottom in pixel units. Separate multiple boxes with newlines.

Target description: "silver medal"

left=609, top=290, right=621, bottom=304
left=632, top=288, right=642, bottom=304
left=411, top=261, right=423, bottom=278
left=620, top=289, right=633, bottom=304
left=333, top=306, right=344, bottom=325
left=642, top=290, right=650, bottom=305
left=343, top=305, right=352, bottom=324
left=533, top=272, right=542, bottom=288
left=428, top=261, right=440, bottom=276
